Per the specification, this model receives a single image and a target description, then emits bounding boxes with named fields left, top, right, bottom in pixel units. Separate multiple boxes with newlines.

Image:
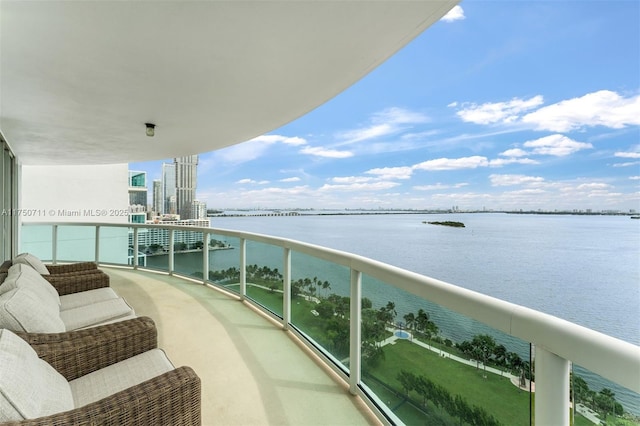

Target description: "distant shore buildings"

left=128, top=156, right=208, bottom=262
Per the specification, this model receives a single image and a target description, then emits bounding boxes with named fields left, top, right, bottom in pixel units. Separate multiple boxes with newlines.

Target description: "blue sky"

left=131, top=1, right=640, bottom=212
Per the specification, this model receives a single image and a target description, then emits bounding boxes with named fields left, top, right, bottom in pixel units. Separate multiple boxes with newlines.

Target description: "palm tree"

left=403, top=312, right=415, bottom=335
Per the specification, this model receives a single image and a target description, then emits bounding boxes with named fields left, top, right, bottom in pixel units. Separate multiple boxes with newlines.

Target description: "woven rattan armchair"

left=40, top=271, right=110, bottom=295
left=14, top=316, right=158, bottom=376
left=4, top=317, right=201, bottom=425
left=1, top=258, right=99, bottom=275
left=1, top=259, right=109, bottom=295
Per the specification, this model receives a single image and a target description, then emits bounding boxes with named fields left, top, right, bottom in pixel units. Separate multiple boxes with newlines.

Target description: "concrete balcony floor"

left=106, top=267, right=380, bottom=426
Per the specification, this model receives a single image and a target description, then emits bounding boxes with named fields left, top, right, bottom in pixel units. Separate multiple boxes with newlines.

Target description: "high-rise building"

left=128, top=170, right=147, bottom=223
left=128, top=170, right=147, bottom=206
left=192, top=199, right=207, bottom=220
left=152, top=179, right=162, bottom=214
left=175, top=155, right=198, bottom=219
left=161, top=163, right=176, bottom=215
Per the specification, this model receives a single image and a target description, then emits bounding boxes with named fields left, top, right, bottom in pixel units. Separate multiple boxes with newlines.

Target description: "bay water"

left=150, top=212, right=640, bottom=414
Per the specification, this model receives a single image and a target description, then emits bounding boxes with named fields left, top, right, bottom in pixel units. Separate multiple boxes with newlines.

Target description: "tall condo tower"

left=174, top=155, right=198, bottom=219
left=161, top=163, right=176, bottom=215
left=152, top=179, right=162, bottom=214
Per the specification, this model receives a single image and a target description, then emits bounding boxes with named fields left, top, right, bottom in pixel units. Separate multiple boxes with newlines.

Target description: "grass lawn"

left=366, top=340, right=531, bottom=425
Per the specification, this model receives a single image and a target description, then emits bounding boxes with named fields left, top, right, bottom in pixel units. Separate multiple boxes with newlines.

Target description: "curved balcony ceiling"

left=0, top=1, right=458, bottom=165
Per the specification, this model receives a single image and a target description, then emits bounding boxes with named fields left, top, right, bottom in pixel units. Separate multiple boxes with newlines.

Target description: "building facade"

left=152, top=179, right=162, bottom=215
left=175, top=155, right=198, bottom=219
left=162, top=163, right=176, bottom=215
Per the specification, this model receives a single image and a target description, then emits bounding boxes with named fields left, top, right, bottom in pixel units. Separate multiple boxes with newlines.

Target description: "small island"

left=423, top=221, right=465, bottom=228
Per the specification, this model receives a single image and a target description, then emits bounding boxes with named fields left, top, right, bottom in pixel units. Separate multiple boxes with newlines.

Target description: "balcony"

left=20, top=222, right=640, bottom=425
left=106, top=267, right=378, bottom=425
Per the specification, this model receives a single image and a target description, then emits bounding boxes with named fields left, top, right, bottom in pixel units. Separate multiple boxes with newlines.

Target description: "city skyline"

left=131, top=2, right=640, bottom=212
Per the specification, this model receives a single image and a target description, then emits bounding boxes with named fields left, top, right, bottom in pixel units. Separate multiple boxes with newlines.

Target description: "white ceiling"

left=1, top=1, right=458, bottom=165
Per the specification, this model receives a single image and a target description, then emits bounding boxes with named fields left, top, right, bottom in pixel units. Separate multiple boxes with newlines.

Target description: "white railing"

left=22, top=222, right=640, bottom=425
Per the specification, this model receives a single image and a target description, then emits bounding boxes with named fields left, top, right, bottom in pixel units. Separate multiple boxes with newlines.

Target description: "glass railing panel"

left=172, top=229, right=205, bottom=279
left=207, top=234, right=240, bottom=294
left=57, top=225, right=95, bottom=262
left=243, top=240, right=284, bottom=317
left=571, top=364, right=640, bottom=426
left=141, top=227, right=170, bottom=272
left=360, top=274, right=532, bottom=426
left=98, top=226, right=129, bottom=265
left=19, top=225, right=53, bottom=261
left=289, top=251, right=352, bottom=368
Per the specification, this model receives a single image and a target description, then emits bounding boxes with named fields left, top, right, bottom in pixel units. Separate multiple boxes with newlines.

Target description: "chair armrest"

left=7, top=367, right=201, bottom=426
left=42, top=271, right=110, bottom=295
left=15, top=317, right=158, bottom=381
left=46, top=262, right=98, bottom=274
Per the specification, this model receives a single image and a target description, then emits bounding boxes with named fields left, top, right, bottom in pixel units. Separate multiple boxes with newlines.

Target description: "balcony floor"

left=106, top=267, right=380, bottom=426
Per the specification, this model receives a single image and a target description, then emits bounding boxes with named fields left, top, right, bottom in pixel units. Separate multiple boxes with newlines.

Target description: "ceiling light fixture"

left=145, top=123, right=156, bottom=137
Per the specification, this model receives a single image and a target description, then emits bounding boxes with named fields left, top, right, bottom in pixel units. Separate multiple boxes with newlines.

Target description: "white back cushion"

left=13, top=253, right=50, bottom=275
left=1, top=264, right=60, bottom=306
left=0, top=288, right=65, bottom=333
left=0, top=329, right=74, bottom=421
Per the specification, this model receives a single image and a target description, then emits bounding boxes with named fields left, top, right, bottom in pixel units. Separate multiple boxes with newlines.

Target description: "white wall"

left=21, top=164, right=129, bottom=224
left=20, top=164, right=130, bottom=263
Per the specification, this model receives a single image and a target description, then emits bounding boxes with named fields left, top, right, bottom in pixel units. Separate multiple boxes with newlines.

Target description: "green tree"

left=471, top=334, right=496, bottom=376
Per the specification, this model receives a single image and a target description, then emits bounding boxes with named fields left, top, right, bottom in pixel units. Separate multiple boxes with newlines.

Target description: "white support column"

left=202, top=232, right=210, bottom=284
left=95, top=226, right=100, bottom=264
left=349, top=269, right=362, bottom=395
left=168, top=229, right=174, bottom=275
left=133, top=227, right=139, bottom=269
left=51, top=225, right=58, bottom=264
left=535, top=346, right=570, bottom=426
left=283, top=247, right=291, bottom=330
left=239, top=238, right=246, bottom=301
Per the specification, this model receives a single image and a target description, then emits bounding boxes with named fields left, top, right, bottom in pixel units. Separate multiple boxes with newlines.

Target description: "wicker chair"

left=1, top=317, right=201, bottom=425
left=1, top=259, right=109, bottom=294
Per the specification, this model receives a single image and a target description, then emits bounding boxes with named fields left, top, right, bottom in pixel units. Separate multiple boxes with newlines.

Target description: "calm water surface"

left=210, top=213, right=639, bottom=346
left=150, top=212, right=640, bottom=413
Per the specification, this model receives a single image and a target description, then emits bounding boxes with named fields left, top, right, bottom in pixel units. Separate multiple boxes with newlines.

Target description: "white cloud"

left=280, top=177, right=301, bottom=182
left=330, top=176, right=375, bottom=184
left=365, top=166, right=414, bottom=180
left=629, top=176, right=640, bottom=180
left=235, top=178, right=269, bottom=185
left=455, top=96, right=544, bottom=125
left=488, top=157, right=539, bottom=167
left=500, top=148, right=528, bottom=157
left=249, top=134, right=307, bottom=146
left=319, top=181, right=401, bottom=192
left=613, top=161, right=640, bottom=168
left=299, top=146, right=353, bottom=158
left=413, top=156, right=489, bottom=171
left=521, top=90, right=640, bottom=132
left=414, top=183, right=469, bottom=191
left=216, top=140, right=272, bottom=164
left=440, top=5, right=465, bottom=22
left=372, top=107, right=429, bottom=125
left=615, top=151, right=640, bottom=159
left=489, top=174, right=545, bottom=186
left=577, top=183, right=612, bottom=190
left=337, top=107, right=429, bottom=144
left=522, top=134, right=593, bottom=156
left=338, top=124, right=394, bottom=144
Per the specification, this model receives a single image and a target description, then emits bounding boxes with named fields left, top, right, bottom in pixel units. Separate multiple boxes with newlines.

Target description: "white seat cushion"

left=0, top=287, right=65, bottom=333
left=60, top=298, right=135, bottom=330
left=0, top=329, right=74, bottom=421
left=13, top=253, right=50, bottom=275
left=70, top=348, right=174, bottom=408
left=1, top=263, right=60, bottom=306
left=59, top=287, right=119, bottom=311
